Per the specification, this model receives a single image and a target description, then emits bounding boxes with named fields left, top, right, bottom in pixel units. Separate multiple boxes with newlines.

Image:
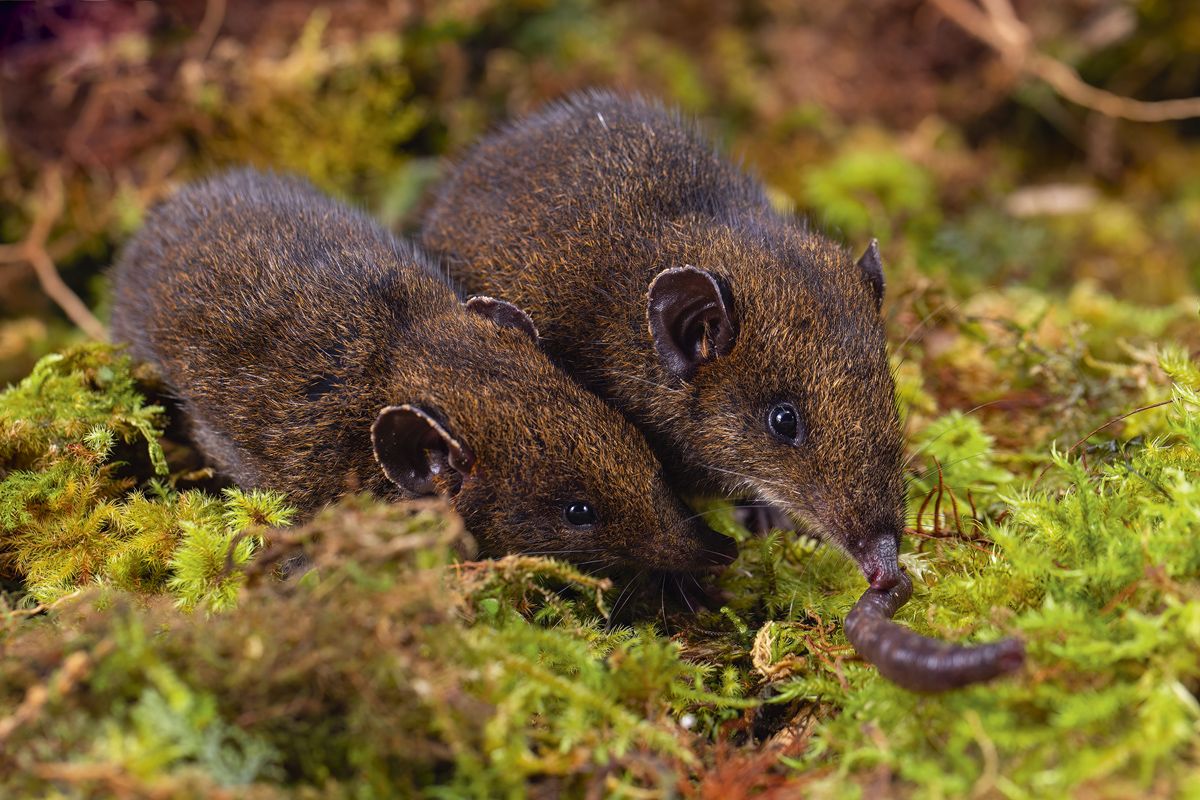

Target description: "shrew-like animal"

left=110, top=168, right=735, bottom=572
left=422, top=92, right=906, bottom=589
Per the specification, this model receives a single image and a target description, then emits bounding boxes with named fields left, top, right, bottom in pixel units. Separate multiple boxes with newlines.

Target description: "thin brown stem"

left=4, top=165, right=107, bottom=341
left=932, top=457, right=945, bottom=537
left=929, top=0, right=1200, bottom=122
left=915, top=486, right=934, bottom=537
left=1030, top=399, right=1172, bottom=491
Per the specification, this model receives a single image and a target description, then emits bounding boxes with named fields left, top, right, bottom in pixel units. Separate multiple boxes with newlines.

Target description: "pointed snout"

left=849, top=531, right=903, bottom=590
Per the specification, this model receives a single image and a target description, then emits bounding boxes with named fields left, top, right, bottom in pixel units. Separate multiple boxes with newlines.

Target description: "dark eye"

left=563, top=501, right=598, bottom=528
left=768, top=403, right=804, bottom=443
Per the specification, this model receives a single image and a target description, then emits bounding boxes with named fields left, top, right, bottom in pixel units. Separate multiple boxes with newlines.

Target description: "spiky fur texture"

left=422, top=92, right=906, bottom=582
left=110, top=169, right=729, bottom=571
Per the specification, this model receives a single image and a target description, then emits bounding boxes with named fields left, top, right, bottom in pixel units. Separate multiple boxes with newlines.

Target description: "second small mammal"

left=110, top=168, right=735, bottom=572
left=423, top=91, right=1024, bottom=689
left=422, top=91, right=906, bottom=588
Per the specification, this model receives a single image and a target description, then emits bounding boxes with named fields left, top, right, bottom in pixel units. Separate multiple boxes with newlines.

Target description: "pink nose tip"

left=856, top=533, right=902, bottom=590
left=868, top=567, right=901, bottom=591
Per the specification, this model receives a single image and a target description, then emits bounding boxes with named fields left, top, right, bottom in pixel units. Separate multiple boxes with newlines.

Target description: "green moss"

left=755, top=352, right=1200, bottom=798
left=0, top=347, right=293, bottom=611
left=198, top=14, right=428, bottom=207
left=1, top=314, right=1197, bottom=798
left=0, top=500, right=755, bottom=798
left=804, top=144, right=937, bottom=240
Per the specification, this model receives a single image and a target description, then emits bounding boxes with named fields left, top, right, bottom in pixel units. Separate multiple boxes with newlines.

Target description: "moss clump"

left=0, top=347, right=293, bottom=611
left=0, top=498, right=755, bottom=798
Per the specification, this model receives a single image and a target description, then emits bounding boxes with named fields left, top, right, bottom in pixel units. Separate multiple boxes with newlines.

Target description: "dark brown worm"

left=844, top=572, right=1026, bottom=693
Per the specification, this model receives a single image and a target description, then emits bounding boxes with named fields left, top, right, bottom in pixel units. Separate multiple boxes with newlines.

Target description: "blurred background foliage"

left=1, top=0, right=1199, bottom=797
left=0, top=0, right=1197, bottom=395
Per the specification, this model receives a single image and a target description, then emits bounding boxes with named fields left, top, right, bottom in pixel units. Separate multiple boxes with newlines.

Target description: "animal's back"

left=111, top=170, right=452, bottom=507
left=113, top=170, right=445, bottom=358
left=425, top=92, right=767, bottom=290
left=424, top=93, right=768, bottom=392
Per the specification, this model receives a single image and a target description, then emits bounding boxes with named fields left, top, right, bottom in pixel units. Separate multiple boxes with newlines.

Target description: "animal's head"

left=641, top=220, right=905, bottom=588
left=372, top=296, right=736, bottom=573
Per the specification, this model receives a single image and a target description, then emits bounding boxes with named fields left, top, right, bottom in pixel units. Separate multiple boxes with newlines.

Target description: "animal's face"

left=644, top=222, right=905, bottom=587
left=373, top=302, right=735, bottom=573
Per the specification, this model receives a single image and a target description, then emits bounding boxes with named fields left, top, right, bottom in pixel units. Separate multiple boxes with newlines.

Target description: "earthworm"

left=844, top=571, right=1026, bottom=693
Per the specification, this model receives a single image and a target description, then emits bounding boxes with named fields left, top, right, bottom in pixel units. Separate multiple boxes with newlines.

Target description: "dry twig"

left=190, top=0, right=229, bottom=60
left=0, top=644, right=109, bottom=747
left=930, top=0, right=1200, bottom=122
left=0, top=165, right=107, bottom=340
left=2, top=589, right=83, bottom=621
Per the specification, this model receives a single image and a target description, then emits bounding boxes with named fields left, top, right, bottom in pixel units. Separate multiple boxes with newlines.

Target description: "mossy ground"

left=1, top=2, right=1198, bottom=797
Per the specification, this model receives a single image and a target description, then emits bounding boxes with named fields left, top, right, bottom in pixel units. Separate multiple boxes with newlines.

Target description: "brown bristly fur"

left=110, top=169, right=733, bottom=571
left=422, top=91, right=906, bottom=586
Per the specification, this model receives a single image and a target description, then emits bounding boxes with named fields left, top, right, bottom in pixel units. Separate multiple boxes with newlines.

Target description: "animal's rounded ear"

left=857, top=239, right=884, bottom=311
left=464, top=296, right=539, bottom=342
left=371, top=404, right=475, bottom=497
left=647, top=266, right=737, bottom=380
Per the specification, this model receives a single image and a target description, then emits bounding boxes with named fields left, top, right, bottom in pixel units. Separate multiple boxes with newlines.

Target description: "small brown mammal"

left=110, top=168, right=735, bottom=571
left=422, top=91, right=906, bottom=588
